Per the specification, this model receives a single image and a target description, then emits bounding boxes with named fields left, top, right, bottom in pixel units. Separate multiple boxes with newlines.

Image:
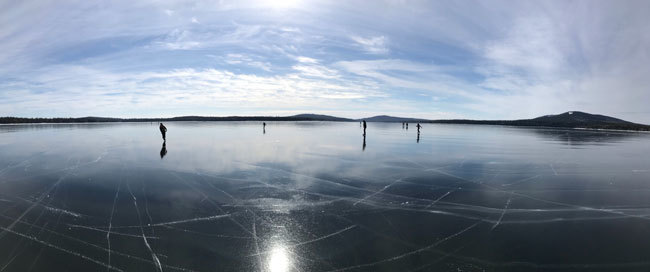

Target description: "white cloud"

left=292, top=64, right=339, bottom=79
left=0, top=65, right=385, bottom=117
left=221, top=53, right=272, bottom=71
left=350, top=35, right=389, bottom=54
left=484, top=17, right=565, bottom=74
left=155, top=29, right=204, bottom=50
left=294, top=56, right=319, bottom=63
left=336, top=59, right=477, bottom=98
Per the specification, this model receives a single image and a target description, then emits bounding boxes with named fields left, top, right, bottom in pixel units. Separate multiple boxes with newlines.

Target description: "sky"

left=1, top=0, right=649, bottom=123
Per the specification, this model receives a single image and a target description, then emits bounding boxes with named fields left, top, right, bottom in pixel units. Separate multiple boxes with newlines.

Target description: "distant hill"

left=424, top=111, right=649, bottom=131
left=1, top=111, right=648, bottom=131
left=360, top=115, right=427, bottom=123
left=509, top=111, right=646, bottom=130
left=289, top=114, right=353, bottom=122
left=529, top=111, right=631, bottom=125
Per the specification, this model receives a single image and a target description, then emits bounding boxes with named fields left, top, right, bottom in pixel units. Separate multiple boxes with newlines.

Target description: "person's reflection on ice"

left=160, top=141, right=167, bottom=159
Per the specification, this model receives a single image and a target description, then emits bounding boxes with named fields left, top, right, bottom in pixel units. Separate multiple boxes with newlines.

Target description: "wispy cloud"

left=221, top=53, right=272, bottom=71
left=0, top=64, right=386, bottom=117
left=294, top=56, right=319, bottom=64
left=350, top=35, right=389, bottom=54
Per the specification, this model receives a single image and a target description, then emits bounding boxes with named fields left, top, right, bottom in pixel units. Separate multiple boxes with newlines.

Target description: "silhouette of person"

left=159, top=123, right=167, bottom=141
left=416, top=123, right=422, bottom=133
left=363, top=120, right=367, bottom=136
left=263, top=122, right=266, bottom=134
left=160, top=141, right=167, bottom=159
left=406, top=123, right=408, bottom=130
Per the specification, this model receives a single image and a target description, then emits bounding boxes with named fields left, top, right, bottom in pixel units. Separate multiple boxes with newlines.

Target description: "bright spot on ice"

left=267, top=245, right=291, bottom=272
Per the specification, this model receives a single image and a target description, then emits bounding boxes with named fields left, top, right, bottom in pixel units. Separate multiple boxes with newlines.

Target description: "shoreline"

left=1, top=120, right=649, bottom=133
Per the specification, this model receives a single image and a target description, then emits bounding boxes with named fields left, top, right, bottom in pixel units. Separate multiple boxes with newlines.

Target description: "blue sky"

left=1, top=0, right=649, bottom=123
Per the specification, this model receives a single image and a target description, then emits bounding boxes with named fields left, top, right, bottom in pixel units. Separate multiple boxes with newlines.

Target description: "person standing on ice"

left=363, top=120, right=367, bottom=136
left=159, top=123, right=167, bottom=141
left=416, top=123, right=422, bottom=133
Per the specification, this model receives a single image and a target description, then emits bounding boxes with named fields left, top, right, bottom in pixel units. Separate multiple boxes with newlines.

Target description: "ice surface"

left=0, top=122, right=650, bottom=271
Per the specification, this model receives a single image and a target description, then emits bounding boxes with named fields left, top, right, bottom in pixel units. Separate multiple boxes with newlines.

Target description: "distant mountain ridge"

left=422, top=111, right=647, bottom=131
left=1, top=111, right=648, bottom=131
left=360, top=115, right=428, bottom=123
left=530, top=111, right=631, bottom=125
left=289, top=114, right=353, bottom=122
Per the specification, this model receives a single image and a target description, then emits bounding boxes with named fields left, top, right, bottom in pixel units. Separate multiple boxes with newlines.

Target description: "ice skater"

left=263, top=122, right=266, bottom=134
left=363, top=120, right=367, bottom=136
left=159, top=123, right=167, bottom=141
left=406, top=123, right=408, bottom=130
left=416, top=123, right=422, bottom=133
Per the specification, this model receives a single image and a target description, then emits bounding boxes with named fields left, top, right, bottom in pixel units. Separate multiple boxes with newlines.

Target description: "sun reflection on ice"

left=267, top=245, right=291, bottom=272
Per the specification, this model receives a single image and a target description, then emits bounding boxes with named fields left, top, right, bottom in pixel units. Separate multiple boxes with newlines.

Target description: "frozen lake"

left=1, top=122, right=650, bottom=271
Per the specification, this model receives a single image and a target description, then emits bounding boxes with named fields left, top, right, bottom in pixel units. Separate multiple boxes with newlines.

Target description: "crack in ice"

left=327, top=221, right=481, bottom=272
left=127, top=182, right=163, bottom=272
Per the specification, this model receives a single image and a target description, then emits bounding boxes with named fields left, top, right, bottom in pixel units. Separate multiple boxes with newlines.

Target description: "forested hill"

left=424, top=111, right=650, bottom=131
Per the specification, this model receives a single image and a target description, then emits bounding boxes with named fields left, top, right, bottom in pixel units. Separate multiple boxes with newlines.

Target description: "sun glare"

left=265, top=0, right=300, bottom=9
left=267, top=246, right=291, bottom=272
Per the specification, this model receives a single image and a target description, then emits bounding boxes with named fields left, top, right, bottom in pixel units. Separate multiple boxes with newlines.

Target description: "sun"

left=264, top=0, right=301, bottom=9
